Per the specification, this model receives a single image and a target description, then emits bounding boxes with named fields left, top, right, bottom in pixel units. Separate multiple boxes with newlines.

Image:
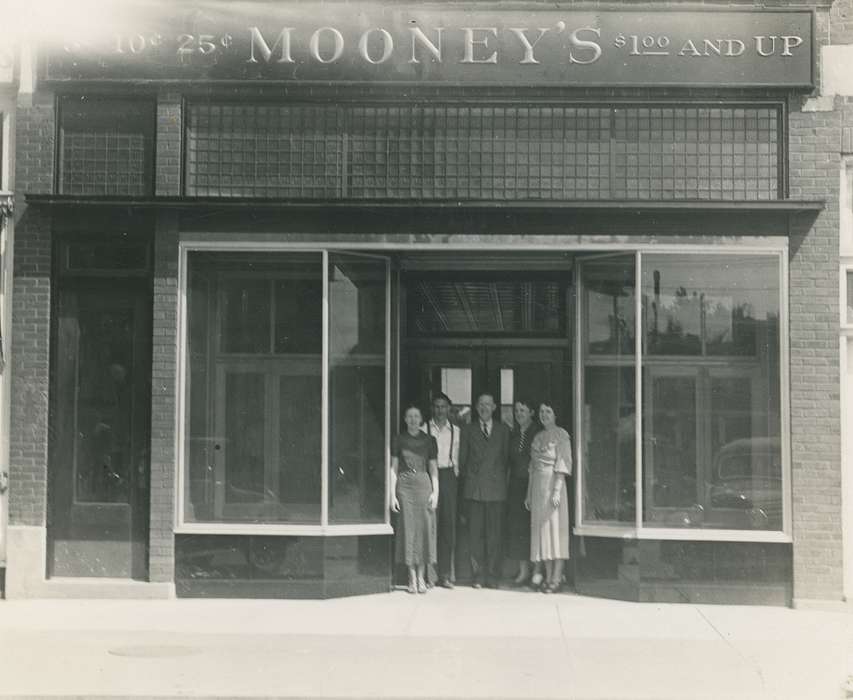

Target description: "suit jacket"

left=459, top=419, right=510, bottom=502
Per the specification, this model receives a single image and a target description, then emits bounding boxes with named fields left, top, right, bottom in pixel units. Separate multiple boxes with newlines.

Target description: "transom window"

left=185, top=103, right=781, bottom=201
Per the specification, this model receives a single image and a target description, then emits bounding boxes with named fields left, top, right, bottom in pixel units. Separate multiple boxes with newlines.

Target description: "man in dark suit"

left=459, top=392, right=510, bottom=589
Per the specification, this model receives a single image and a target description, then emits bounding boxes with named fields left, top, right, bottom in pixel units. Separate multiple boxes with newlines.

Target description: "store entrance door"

left=405, top=345, right=568, bottom=582
left=47, top=283, right=151, bottom=579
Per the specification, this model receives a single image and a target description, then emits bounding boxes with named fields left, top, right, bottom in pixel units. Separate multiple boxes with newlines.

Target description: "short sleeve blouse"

left=392, top=430, right=438, bottom=474
left=530, top=427, right=573, bottom=476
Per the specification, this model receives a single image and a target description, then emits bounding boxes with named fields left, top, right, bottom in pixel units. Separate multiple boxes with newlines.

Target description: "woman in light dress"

left=525, top=401, right=572, bottom=593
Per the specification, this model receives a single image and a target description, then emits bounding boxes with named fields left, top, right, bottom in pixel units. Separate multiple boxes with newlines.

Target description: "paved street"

left=0, top=589, right=851, bottom=699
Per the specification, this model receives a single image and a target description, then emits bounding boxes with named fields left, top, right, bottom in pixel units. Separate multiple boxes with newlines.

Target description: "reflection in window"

left=642, top=254, right=782, bottom=530
left=328, top=255, right=387, bottom=524
left=643, top=256, right=778, bottom=357
left=185, top=253, right=323, bottom=524
left=585, top=259, right=635, bottom=355
left=581, top=256, right=636, bottom=524
left=583, top=366, right=635, bottom=523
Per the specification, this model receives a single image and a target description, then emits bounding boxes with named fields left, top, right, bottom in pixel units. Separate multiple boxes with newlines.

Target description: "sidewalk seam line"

left=694, top=606, right=769, bottom=696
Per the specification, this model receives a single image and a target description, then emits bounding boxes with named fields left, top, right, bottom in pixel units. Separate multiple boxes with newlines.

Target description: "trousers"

left=436, top=469, right=458, bottom=580
left=467, top=499, right=504, bottom=584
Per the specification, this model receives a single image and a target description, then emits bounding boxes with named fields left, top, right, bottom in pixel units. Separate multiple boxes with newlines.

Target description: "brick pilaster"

left=148, top=212, right=179, bottom=582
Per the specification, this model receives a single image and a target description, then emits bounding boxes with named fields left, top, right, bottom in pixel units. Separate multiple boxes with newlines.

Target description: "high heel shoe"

left=530, top=572, right=543, bottom=589
left=417, top=578, right=427, bottom=594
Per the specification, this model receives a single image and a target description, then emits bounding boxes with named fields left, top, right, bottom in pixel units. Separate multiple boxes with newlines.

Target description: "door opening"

left=400, top=264, right=574, bottom=583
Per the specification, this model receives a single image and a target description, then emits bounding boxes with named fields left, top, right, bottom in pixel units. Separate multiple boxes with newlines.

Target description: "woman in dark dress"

left=390, top=405, right=439, bottom=594
left=506, top=398, right=542, bottom=586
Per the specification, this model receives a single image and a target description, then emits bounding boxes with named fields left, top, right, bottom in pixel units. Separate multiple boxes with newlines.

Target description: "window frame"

left=176, top=243, right=393, bottom=536
left=842, top=265, right=853, bottom=332
left=574, top=246, right=792, bottom=544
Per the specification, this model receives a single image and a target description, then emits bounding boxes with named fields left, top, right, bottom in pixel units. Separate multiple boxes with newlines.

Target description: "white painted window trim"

left=574, top=246, right=791, bottom=544
left=175, top=242, right=393, bottom=536
left=175, top=237, right=790, bottom=540
left=840, top=158, right=853, bottom=602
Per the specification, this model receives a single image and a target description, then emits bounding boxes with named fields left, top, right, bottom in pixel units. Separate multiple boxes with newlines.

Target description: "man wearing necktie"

left=459, top=392, right=510, bottom=588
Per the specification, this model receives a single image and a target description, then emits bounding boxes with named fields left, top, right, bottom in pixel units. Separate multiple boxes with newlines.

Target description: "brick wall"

left=8, top=208, right=51, bottom=527
left=832, top=0, right=853, bottom=45
left=15, top=96, right=54, bottom=195
left=148, top=213, right=178, bottom=583
left=788, top=102, right=844, bottom=601
left=8, top=95, right=55, bottom=527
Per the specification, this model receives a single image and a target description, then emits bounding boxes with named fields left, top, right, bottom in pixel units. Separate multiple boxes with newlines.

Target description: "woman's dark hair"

left=513, top=397, right=537, bottom=413
left=538, top=399, right=558, bottom=416
left=402, top=403, right=423, bottom=417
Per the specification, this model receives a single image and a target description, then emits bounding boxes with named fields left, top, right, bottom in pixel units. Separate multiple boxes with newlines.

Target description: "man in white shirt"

left=424, top=392, right=461, bottom=589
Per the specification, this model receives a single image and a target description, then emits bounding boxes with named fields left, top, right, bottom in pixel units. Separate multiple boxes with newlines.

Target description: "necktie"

left=518, top=427, right=527, bottom=454
left=481, top=421, right=489, bottom=439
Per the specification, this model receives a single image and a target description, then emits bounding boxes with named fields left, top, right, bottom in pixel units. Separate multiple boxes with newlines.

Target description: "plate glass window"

left=184, top=253, right=323, bottom=524
left=641, top=255, right=782, bottom=531
left=580, top=256, right=636, bottom=525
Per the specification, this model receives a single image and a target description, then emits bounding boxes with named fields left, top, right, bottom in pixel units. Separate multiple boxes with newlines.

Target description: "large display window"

left=577, top=250, right=789, bottom=539
left=179, top=249, right=390, bottom=533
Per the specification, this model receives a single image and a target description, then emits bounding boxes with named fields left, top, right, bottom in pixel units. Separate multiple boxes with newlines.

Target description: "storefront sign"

left=45, top=4, right=814, bottom=88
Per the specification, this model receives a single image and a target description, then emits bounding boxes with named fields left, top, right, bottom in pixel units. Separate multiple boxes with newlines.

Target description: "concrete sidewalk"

left=0, top=589, right=851, bottom=699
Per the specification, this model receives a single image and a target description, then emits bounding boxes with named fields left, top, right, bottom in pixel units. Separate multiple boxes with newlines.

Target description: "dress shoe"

left=484, top=580, right=500, bottom=590
left=471, top=581, right=483, bottom=589
left=438, top=578, right=455, bottom=589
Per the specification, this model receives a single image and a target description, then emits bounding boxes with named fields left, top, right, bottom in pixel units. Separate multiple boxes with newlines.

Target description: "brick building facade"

left=0, top=1, right=850, bottom=606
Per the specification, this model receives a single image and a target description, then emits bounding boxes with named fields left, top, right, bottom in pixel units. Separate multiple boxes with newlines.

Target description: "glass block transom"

left=59, top=98, right=154, bottom=196
left=185, top=103, right=781, bottom=201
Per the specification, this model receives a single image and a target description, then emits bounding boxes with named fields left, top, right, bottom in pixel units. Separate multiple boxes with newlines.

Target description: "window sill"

left=175, top=522, right=393, bottom=537
left=574, top=525, right=791, bottom=544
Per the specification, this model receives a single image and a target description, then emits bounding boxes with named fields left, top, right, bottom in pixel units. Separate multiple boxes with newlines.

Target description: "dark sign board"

left=45, top=4, right=814, bottom=88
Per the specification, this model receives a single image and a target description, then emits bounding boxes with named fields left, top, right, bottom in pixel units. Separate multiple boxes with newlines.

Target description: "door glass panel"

left=223, top=372, right=265, bottom=506
left=74, top=307, right=134, bottom=504
left=280, top=374, right=322, bottom=520
left=219, top=278, right=271, bottom=354
left=328, top=254, right=387, bottom=524
left=440, top=367, right=473, bottom=424
left=185, top=252, right=322, bottom=524
left=499, top=368, right=514, bottom=426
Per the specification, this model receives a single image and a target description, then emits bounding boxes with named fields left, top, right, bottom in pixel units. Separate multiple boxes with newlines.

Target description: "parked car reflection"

left=707, top=437, right=783, bottom=530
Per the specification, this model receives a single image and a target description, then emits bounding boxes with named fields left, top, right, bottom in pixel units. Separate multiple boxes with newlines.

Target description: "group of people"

left=390, top=392, right=572, bottom=595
